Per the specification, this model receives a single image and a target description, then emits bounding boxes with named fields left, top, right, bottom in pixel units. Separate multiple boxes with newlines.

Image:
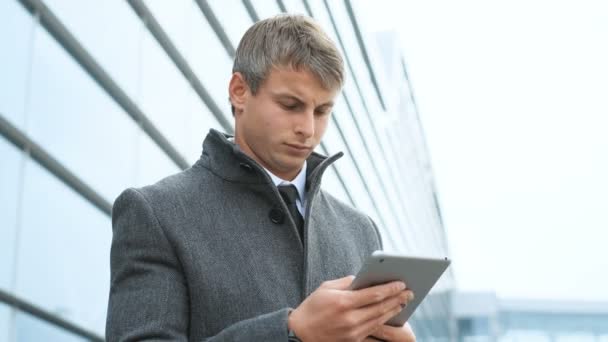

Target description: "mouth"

left=285, top=143, right=313, bottom=153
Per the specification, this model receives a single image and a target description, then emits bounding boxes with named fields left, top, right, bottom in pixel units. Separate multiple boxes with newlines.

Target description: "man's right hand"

left=288, top=275, right=415, bottom=342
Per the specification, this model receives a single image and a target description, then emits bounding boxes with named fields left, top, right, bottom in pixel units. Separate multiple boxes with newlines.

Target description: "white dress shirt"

left=228, top=137, right=307, bottom=215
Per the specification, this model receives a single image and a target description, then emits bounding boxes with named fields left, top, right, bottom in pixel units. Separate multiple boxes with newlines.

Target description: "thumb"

left=320, top=275, right=355, bottom=290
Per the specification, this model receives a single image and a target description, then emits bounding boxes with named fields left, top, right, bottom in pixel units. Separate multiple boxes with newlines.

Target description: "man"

left=106, top=14, right=416, bottom=341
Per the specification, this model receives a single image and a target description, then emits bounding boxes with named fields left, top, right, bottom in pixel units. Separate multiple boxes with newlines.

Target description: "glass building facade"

left=454, top=292, right=608, bottom=342
left=0, top=0, right=454, bottom=340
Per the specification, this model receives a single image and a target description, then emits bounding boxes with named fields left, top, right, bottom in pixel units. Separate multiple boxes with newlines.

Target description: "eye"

left=315, top=108, right=331, bottom=116
left=279, top=102, right=298, bottom=110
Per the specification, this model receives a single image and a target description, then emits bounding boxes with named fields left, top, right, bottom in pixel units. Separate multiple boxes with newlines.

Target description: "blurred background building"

left=454, top=292, right=608, bottom=342
left=0, top=0, right=454, bottom=340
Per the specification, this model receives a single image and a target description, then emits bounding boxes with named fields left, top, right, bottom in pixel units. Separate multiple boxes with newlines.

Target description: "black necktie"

left=278, top=184, right=304, bottom=242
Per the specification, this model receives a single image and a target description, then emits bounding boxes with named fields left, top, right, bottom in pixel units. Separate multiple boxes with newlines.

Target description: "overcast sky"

left=359, top=0, right=608, bottom=302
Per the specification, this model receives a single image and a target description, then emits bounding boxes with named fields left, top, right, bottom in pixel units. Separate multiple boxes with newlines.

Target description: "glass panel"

left=207, top=0, right=253, bottom=46
left=322, top=118, right=377, bottom=219
left=135, top=128, right=182, bottom=187
left=139, top=29, right=205, bottom=160
left=14, top=159, right=112, bottom=336
left=26, top=26, right=139, bottom=202
left=251, top=1, right=282, bottom=19
left=0, top=296, right=12, bottom=341
left=0, top=138, right=22, bottom=291
left=14, top=310, right=88, bottom=342
left=0, top=0, right=34, bottom=130
left=145, top=0, right=233, bottom=121
left=281, top=0, right=309, bottom=15
left=44, top=0, right=143, bottom=100
left=316, top=0, right=386, bottom=120
left=184, top=89, right=224, bottom=165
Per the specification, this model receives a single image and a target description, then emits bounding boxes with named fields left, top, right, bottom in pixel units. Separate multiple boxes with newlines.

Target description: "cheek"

left=315, top=117, right=330, bottom=138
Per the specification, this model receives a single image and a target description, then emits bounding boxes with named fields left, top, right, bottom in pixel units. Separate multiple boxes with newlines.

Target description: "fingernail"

left=399, top=282, right=406, bottom=290
left=408, top=292, right=415, bottom=301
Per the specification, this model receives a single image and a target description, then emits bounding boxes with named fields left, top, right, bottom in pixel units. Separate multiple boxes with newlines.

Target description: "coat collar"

left=195, top=129, right=343, bottom=192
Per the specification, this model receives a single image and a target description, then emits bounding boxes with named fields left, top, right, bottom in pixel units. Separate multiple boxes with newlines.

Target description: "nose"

left=295, top=110, right=315, bottom=139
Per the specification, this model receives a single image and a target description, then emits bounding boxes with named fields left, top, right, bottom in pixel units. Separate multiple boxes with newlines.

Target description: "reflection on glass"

left=26, top=26, right=139, bottom=203
left=15, top=159, right=112, bottom=335
left=0, top=138, right=22, bottom=291
left=0, top=0, right=34, bottom=130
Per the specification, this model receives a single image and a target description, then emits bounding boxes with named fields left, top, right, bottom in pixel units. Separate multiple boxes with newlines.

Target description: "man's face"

left=231, top=67, right=338, bottom=181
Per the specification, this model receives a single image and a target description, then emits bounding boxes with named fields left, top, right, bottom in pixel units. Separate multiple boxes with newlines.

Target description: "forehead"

left=260, top=66, right=339, bottom=103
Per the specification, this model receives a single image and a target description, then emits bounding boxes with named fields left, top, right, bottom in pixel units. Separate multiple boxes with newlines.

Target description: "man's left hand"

left=364, top=322, right=416, bottom=342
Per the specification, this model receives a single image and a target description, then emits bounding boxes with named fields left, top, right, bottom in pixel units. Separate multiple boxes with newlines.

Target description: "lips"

left=285, top=143, right=312, bottom=154
left=286, top=143, right=311, bottom=150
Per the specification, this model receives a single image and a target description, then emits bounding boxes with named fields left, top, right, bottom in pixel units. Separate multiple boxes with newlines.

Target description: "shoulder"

left=112, top=164, right=214, bottom=215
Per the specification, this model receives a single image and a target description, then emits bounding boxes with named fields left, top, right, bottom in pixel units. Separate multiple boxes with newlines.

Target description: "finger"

left=319, top=275, right=355, bottom=290
left=349, top=281, right=409, bottom=308
left=355, top=303, right=404, bottom=338
left=370, top=324, right=399, bottom=341
left=372, top=323, right=416, bottom=342
left=351, top=290, right=410, bottom=324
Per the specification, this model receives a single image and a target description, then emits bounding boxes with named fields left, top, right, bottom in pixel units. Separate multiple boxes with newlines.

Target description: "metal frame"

left=0, top=114, right=111, bottom=216
left=17, top=0, right=190, bottom=171
left=276, top=0, right=288, bottom=13
left=343, top=0, right=387, bottom=111
left=193, top=0, right=236, bottom=58
left=242, top=0, right=260, bottom=22
left=0, top=288, right=104, bottom=341
left=127, top=0, right=233, bottom=133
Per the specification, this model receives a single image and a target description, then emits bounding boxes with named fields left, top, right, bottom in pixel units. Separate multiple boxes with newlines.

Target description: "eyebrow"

left=273, top=94, right=334, bottom=109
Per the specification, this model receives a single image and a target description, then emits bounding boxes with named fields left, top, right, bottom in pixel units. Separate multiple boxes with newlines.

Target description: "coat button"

left=239, top=163, right=253, bottom=171
left=269, top=208, right=285, bottom=224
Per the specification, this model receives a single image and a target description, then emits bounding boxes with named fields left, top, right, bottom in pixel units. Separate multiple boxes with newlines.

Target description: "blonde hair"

left=233, top=14, right=345, bottom=95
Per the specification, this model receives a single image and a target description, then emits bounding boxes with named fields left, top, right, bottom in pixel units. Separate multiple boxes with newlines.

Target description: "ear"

left=229, top=72, right=249, bottom=116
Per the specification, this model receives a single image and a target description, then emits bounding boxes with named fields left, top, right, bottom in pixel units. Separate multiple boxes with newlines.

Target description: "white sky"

left=359, top=0, right=608, bottom=302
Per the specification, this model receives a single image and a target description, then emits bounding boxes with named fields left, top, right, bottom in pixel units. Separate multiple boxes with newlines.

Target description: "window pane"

left=15, top=310, right=88, bottom=342
left=44, top=0, right=143, bottom=100
left=146, top=0, right=233, bottom=121
left=139, top=29, right=224, bottom=163
left=0, top=0, right=34, bottom=130
left=0, top=137, right=22, bottom=291
left=0, top=298, right=12, bottom=341
left=15, top=159, right=112, bottom=335
left=26, top=25, right=139, bottom=202
left=207, top=0, right=253, bottom=46
left=250, top=1, right=282, bottom=19
left=184, top=90, right=224, bottom=165
left=135, top=128, right=182, bottom=187
left=281, top=0, right=309, bottom=15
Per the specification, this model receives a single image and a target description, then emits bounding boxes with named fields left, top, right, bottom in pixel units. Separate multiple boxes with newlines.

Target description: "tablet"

left=349, top=251, right=451, bottom=326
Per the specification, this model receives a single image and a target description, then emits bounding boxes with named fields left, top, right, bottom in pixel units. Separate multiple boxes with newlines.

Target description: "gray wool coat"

left=105, top=129, right=383, bottom=341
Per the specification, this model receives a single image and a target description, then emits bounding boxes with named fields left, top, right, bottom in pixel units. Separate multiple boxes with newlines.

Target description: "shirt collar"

left=263, top=162, right=307, bottom=202
left=227, top=137, right=307, bottom=201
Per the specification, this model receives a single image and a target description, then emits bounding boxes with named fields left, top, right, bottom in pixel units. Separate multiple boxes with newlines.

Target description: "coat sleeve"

left=105, top=188, right=291, bottom=341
